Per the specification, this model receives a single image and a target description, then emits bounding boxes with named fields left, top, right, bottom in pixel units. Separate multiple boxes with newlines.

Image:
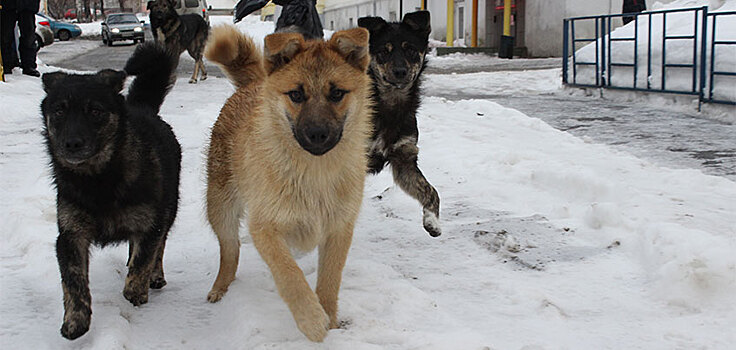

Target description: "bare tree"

left=47, top=0, right=76, bottom=19
left=82, top=0, right=91, bottom=22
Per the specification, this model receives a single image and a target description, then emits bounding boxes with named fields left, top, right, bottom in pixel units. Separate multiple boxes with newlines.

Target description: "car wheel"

left=34, top=35, right=42, bottom=52
left=58, top=30, right=71, bottom=41
left=102, top=32, right=107, bottom=44
left=107, top=35, right=113, bottom=46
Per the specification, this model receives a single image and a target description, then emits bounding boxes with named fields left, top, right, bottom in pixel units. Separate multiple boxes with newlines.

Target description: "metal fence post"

left=699, top=6, right=708, bottom=109
left=563, top=19, right=569, bottom=84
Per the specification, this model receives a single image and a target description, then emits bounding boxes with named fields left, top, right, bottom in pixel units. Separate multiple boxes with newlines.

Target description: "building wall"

left=323, top=0, right=422, bottom=31
left=322, top=0, right=676, bottom=57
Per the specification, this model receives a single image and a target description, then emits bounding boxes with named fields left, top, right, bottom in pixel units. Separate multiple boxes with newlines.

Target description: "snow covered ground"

left=2, top=17, right=736, bottom=350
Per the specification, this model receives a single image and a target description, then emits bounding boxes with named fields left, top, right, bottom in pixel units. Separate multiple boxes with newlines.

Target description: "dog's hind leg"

left=198, top=60, right=207, bottom=81
left=206, top=185, right=244, bottom=303
left=189, top=62, right=200, bottom=84
left=316, top=224, right=354, bottom=329
left=124, top=232, right=165, bottom=306
left=250, top=223, right=330, bottom=342
left=56, top=231, right=92, bottom=340
left=149, top=238, right=167, bottom=289
left=387, top=139, right=442, bottom=237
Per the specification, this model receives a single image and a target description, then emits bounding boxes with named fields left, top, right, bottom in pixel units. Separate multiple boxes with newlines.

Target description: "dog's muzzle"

left=294, top=123, right=342, bottom=156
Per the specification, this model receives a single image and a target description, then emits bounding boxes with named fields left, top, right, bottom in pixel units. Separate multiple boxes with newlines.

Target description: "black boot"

left=22, top=67, right=40, bottom=77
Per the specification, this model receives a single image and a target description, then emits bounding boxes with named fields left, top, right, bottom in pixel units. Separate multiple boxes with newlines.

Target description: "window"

left=330, top=21, right=334, bottom=30
left=389, top=11, right=397, bottom=22
left=349, top=18, right=353, bottom=27
left=185, top=0, right=199, bottom=8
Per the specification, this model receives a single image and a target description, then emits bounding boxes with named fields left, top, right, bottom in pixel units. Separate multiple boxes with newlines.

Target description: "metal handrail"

left=562, top=6, right=734, bottom=107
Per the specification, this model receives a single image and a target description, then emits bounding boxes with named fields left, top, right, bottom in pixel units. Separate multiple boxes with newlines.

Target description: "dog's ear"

left=402, top=11, right=431, bottom=37
left=96, top=69, right=127, bottom=92
left=42, top=72, right=68, bottom=93
left=146, top=1, right=154, bottom=10
left=358, top=16, right=386, bottom=33
left=329, top=28, right=370, bottom=72
left=263, top=32, right=305, bottom=74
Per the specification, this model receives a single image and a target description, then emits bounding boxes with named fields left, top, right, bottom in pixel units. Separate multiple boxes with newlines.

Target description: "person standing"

left=1, top=0, right=41, bottom=76
left=622, top=0, right=647, bottom=25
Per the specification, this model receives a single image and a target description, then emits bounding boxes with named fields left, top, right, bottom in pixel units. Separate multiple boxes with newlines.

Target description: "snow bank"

left=573, top=0, right=736, bottom=103
left=77, top=21, right=104, bottom=37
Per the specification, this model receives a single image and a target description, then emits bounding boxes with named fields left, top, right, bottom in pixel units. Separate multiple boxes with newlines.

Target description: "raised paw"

left=293, top=299, right=330, bottom=342
left=200, top=75, right=207, bottom=81
left=60, top=310, right=91, bottom=340
left=423, top=209, right=442, bottom=237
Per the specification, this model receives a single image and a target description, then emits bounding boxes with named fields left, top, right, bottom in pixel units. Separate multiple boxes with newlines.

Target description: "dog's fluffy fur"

left=203, top=25, right=372, bottom=342
left=358, top=11, right=442, bottom=237
left=147, top=0, right=209, bottom=83
left=41, top=43, right=181, bottom=340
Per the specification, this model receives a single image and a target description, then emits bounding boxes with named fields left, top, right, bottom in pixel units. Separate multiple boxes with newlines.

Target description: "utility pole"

left=471, top=0, right=477, bottom=47
left=499, top=0, right=514, bottom=58
left=446, top=0, right=453, bottom=47
left=399, top=0, right=403, bottom=20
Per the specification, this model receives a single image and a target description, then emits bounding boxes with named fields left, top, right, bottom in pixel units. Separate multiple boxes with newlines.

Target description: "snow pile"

left=573, top=0, right=736, bottom=102
left=77, top=21, right=104, bottom=37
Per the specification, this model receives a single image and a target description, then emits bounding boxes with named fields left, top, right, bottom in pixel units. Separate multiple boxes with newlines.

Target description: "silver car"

left=101, top=13, right=146, bottom=46
left=35, top=14, right=55, bottom=51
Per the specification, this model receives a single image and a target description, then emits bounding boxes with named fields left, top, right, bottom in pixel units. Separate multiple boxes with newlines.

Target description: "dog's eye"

left=53, top=108, right=64, bottom=117
left=287, top=90, right=306, bottom=103
left=328, top=89, right=347, bottom=103
left=90, top=108, right=103, bottom=117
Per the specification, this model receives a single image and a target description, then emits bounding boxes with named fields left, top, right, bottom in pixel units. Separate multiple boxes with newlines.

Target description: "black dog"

left=358, top=11, right=441, bottom=237
left=147, top=0, right=209, bottom=83
left=41, top=43, right=181, bottom=340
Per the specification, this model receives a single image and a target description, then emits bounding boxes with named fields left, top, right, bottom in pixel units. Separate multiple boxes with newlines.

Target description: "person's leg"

left=1, top=9, right=20, bottom=71
left=17, top=10, right=39, bottom=75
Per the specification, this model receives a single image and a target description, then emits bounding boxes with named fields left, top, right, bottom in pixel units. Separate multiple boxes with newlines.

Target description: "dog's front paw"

left=60, top=310, right=91, bottom=340
left=123, top=284, right=149, bottom=306
left=423, top=209, right=442, bottom=237
left=293, top=299, right=330, bottom=342
left=206, top=288, right=227, bottom=303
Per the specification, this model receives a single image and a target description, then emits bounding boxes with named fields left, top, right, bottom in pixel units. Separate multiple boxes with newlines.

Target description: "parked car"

left=34, top=15, right=55, bottom=51
left=101, top=13, right=145, bottom=46
left=37, top=14, right=82, bottom=41
left=64, top=9, right=77, bottom=20
left=171, top=0, right=211, bottom=23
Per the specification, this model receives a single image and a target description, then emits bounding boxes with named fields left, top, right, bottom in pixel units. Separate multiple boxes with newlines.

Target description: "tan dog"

left=203, top=25, right=372, bottom=342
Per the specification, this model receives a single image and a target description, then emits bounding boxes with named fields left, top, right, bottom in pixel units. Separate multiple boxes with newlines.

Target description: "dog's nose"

left=393, top=67, right=408, bottom=80
left=64, top=137, right=86, bottom=152
left=305, top=126, right=330, bottom=145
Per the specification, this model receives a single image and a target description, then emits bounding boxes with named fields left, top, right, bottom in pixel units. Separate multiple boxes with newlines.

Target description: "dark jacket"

left=622, top=0, right=646, bottom=15
left=2, top=0, right=41, bottom=13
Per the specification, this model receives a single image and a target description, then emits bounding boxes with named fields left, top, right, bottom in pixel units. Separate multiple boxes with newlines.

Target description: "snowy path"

left=2, top=69, right=735, bottom=349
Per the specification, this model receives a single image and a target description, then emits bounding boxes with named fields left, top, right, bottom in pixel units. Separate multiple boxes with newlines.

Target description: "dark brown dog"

left=147, top=0, right=209, bottom=83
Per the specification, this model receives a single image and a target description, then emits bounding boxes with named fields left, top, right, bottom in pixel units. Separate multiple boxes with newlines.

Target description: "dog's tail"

left=205, top=25, right=265, bottom=89
left=124, top=43, right=177, bottom=115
